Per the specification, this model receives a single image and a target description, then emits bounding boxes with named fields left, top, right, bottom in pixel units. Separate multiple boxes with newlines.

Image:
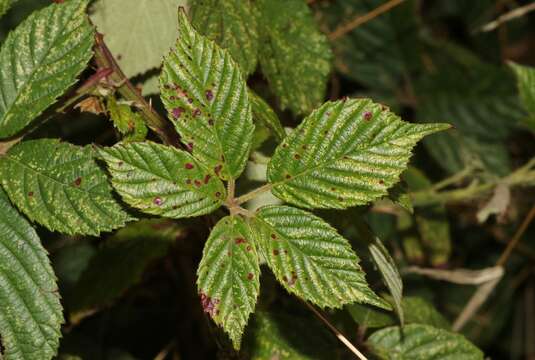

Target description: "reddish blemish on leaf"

left=247, top=273, right=254, bottom=280
left=28, top=191, right=34, bottom=197
left=285, top=174, right=292, bottom=180
left=273, top=249, right=280, bottom=256
left=73, top=177, right=82, bottom=187
left=208, top=118, right=214, bottom=126
left=363, top=111, right=373, bottom=121
left=193, top=109, right=201, bottom=117
left=379, top=179, right=385, bottom=184
left=215, top=191, right=221, bottom=197
left=194, top=180, right=202, bottom=187
left=235, top=237, right=246, bottom=245
left=214, top=164, right=223, bottom=176
left=205, top=90, right=214, bottom=101
left=172, top=107, right=184, bottom=119
left=185, top=163, right=194, bottom=170
left=204, top=174, right=211, bottom=184
left=186, top=142, right=194, bottom=152
left=186, top=179, right=192, bottom=185
left=199, top=293, right=217, bottom=317
left=188, top=98, right=194, bottom=104
left=294, top=154, right=301, bottom=160
left=271, top=233, right=277, bottom=240
left=153, top=197, right=163, bottom=206
left=118, top=161, right=123, bottom=166
left=283, top=275, right=288, bottom=282
left=246, top=245, right=252, bottom=251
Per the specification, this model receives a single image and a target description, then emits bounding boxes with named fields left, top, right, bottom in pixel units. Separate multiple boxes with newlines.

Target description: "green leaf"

left=0, top=0, right=18, bottom=18
left=255, top=0, right=332, bottom=115
left=70, top=219, right=182, bottom=314
left=106, top=97, right=148, bottom=142
left=90, top=0, right=186, bottom=77
left=348, top=296, right=450, bottom=330
left=0, top=188, right=63, bottom=360
left=99, top=141, right=226, bottom=218
left=249, top=90, right=286, bottom=142
left=509, top=62, right=535, bottom=131
left=0, top=0, right=94, bottom=138
left=267, top=98, right=450, bottom=209
left=0, top=139, right=132, bottom=235
left=197, top=216, right=260, bottom=350
left=386, top=180, right=413, bottom=213
left=368, top=324, right=483, bottom=360
left=250, top=205, right=390, bottom=309
left=190, top=0, right=258, bottom=76
left=160, top=9, right=255, bottom=180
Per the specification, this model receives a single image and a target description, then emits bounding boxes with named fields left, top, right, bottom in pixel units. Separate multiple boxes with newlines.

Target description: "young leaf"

left=0, top=0, right=94, bottom=138
left=197, top=216, right=260, bottom=350
left=0, top=189, right=63, bottom=360
left=250, top=205, right=390, bottom=310
left=99, top=141, right=226, bottom=218
left=256, top=0, right=332, bottom=115
left=160, top=9, right=255, bottom=181
left=368, top=324, right=483, bottom=360
left=509, top=62, right=535, bottom=131
left=70, top=219, right=182, bottom=315
left=90, top=0, right=186, bottom=77
left=106, top=97, right=148, bottom=142
left=0, top=139, right=132, bottom=235
left=249, top=90, right=286, bottom=142
left=190, top=0, right=259, bottom=76
left=267, top=98, right=450, bottom=209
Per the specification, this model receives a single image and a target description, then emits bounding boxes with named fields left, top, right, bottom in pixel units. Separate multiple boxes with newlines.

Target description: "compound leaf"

left=197, top=216, right=260, bottom=350
left=99, top=141, right=225, bottom=218
left=0, top=139, right=132, bottom=235
left=267, top=98, right=449, bottom=209
left=368, top=324, right=483, bottom=360
left=256, top=0, right=332, bottom=115
left=190, top=0, right=258, bottom=76
left=250, top=205, right=390, bottom=310
left=0, top=188, right=63, bottom=360
left=160, top=9, right=254, bottom=181
left=0, top=0, right=94, bottom=138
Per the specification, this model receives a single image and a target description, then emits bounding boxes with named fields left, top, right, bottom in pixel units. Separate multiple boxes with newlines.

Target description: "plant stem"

left=234, top=183, right=273, bottom=205
left=93, top=33, right=180, bottom=147
left=431, top=166, right=474, bottom=191
left=304, top=301, right=369, bottom=360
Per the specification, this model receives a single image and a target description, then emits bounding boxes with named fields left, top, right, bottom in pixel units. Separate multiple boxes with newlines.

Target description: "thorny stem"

left=304, top=301, right=369, bottom=360
left=328, top=0, right=406, bottom=41
left=93, top=33, right=180, bottom=147
left=234, top=183, right=273, bottom=205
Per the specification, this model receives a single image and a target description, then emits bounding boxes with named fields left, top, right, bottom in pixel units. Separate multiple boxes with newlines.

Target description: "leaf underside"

left=0, top=0, right=94, bottom=138
left=160, top=9, right=254, bottom=181
left=0, top=139, right=132, bottom=235
left=0, top=189, right=63, bottom=360
left=267, top=98, right=450, bottom=209
left=99, top=141, right=226, bottom=219
left=197, top=216, right=260, bottom=350
left=250, top=205, right=390, bottom=310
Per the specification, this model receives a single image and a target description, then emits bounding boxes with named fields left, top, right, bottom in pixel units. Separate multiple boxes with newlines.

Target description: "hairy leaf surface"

left=0, top=189, right=63, bottom=360
left=267, top=98, right=449, bottom=209
left=190, top=0, right=258, bottom=75
left=250, top=205, right=390, bottom=309
left=197, top=216, right=260, bottom=350
left=0, top=139, right=132, bottom=235
left=256, top=0, right=332, bottom=115
left=0, top=0, right=94, bottom=138
left=160, top=9, right=254, bottom=180
left=368, top=324, right=483, bottom=359
left=99, top=141, right=226, bottom=218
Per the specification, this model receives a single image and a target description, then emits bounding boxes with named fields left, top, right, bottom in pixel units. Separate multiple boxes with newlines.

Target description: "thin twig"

left=234, top=183, right=273, bottom=205
left=329, top=0, right=405, bottom=41
left=93, top=33, right=180, bottom=147
left=478, top=2, right=535, bottom=33
left=304, top=302, right=368, bottom=360
left=497, top=204, right=535, bottom=266
left=154, top=339, right=176, bottom=360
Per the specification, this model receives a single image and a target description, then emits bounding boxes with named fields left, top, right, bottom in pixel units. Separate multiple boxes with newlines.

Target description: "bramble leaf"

left=197, top=216, right=260, bottom=350
left=249, top=90, right=286, bottom=142
left=99, top=141, right=226, bottom=218
left=106, top=97, right=148, bottom=142
left=0, top=0, right=17, bottom=18
left=0, top=139, right=132, bottom=235
left=160, top=9, right=254, bottom=181
left=250, top=205, right=390, bottom=310
left=256, top=0, right=332, bottom=115
left=90, top=0, right=186, bottom=77
left=368, top=324, right=483, bottom=359
left=267, top=98, right=450, bottom=209
left=190, top=0, right=258, bottom=76
left=0, top=0, right=94, bottom=138
left=509, top=62, right=535, bottom=131
left=0, top=188, right=63, bottom=360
